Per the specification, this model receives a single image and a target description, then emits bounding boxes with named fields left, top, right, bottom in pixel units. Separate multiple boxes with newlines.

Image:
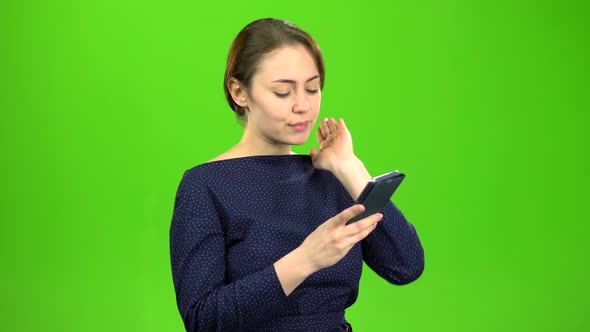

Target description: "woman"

left=170, top=18, right=424, bottom=331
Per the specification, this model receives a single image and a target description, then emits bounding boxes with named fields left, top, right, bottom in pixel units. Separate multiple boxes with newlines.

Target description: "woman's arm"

left=170, top=173, right=291, bottom=331
left=310, top=118, right=425, bottom=284
left=331, top=156, right=424, bottom=284
left=361, top=201, right=424, bottom=284
left=310, top=118, right=371, bottom=200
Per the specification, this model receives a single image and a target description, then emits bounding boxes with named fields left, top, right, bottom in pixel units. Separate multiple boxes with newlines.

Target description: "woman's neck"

left=232, top=139, right=292, bottom=156
left=234, top=128, right=293, bottom=156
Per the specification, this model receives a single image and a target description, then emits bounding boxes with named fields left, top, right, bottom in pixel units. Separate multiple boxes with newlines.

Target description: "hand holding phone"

left=347, top=170, right=405, bottom=224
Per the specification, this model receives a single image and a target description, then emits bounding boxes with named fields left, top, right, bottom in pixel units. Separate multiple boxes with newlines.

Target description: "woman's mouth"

left=288, top=121, right=310, bottom=132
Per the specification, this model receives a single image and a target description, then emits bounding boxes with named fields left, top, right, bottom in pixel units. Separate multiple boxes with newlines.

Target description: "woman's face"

left=244, top=44, right=321, bottom=147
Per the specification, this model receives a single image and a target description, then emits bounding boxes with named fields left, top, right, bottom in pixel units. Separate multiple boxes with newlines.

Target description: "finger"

left=310, top=147, right=319, bottom=160
left=320, top=118, right=330, bottom=137
left=331, top=204, right=365, bottom=226
left=327, top=117, right=338, bottom=133
left=321, top=134, right=337, bottom=149
left=338, top=118, right=353, bottom=140
left=338, top=118, right=348, bottom=133
left=346, top=213, right=382, bottom=236
left=316, top=125, right=325, bottom=143
left=351, top=218, right=380, bottom=243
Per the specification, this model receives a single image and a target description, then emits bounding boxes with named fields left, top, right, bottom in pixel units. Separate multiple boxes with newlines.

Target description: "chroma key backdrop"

left=1, top=0, right=588, bottom=331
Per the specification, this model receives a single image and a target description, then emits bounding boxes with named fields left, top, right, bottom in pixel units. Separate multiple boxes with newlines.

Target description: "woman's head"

left=224, top=18, right=325, bottom=147
left=224, top=18, right=324, bottom=117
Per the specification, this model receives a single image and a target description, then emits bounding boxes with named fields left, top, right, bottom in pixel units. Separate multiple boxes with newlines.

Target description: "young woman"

left=170, top=18, right=424, bottom=331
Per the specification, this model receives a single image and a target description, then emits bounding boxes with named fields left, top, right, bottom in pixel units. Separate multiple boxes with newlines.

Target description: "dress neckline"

left=202, top=154, right=311, bottom=166
left=189, top=154, right=316, bottom=180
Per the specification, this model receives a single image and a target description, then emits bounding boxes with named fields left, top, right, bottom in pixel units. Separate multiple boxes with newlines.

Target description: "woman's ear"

left=228, top=78, right=248, bottom=108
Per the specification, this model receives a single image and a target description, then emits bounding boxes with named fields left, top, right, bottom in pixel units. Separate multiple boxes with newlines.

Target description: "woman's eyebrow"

left=271, top=75, right=320, bottom=84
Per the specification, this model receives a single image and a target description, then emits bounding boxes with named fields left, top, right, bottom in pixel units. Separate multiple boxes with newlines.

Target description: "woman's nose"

left=293, top=92, right=310, bottom=113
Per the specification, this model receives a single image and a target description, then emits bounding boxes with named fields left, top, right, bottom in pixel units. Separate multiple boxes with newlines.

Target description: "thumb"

left=310, top=147, right=319, bottom=160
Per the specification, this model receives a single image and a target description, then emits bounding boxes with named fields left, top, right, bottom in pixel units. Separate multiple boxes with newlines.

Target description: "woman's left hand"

left=310, top=118, right=356, bottom=173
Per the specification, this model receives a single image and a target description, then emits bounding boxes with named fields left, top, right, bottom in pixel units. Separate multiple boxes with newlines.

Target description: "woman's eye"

left=306, top=89, right=319, bottom=94
left=274, top=91, right=291, bottom=98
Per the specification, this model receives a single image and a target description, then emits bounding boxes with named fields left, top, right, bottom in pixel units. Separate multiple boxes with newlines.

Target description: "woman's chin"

left=287, top=133, right=311, bottom=146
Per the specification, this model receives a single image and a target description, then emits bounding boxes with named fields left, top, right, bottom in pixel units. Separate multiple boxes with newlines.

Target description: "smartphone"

left=346, top=170, right=405, bottom=224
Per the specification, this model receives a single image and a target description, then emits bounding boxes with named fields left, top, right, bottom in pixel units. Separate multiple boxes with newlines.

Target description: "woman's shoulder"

left=207, top=149, right=241, bottom=163
left=181, top=153, right=315, bottom=186
left=184, top=149, right=248, bottom=176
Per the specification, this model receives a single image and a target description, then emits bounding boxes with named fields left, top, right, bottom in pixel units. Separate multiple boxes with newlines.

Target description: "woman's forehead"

left=255, top=45, right=319, bottom=83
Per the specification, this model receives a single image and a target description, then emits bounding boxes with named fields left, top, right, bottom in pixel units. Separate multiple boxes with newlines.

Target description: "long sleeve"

left=361, top=201, right=424, bottom=285
left=169, top=172, right=291, bottom=331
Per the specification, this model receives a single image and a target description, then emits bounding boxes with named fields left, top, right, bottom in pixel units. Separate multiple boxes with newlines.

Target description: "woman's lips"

left=288, top=121, right=310, bottom=132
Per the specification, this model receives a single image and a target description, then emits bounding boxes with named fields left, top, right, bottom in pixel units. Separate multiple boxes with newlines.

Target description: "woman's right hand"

left=299, top=204, right=382, bottom=273
left=274, top=204, right=382, bottom=295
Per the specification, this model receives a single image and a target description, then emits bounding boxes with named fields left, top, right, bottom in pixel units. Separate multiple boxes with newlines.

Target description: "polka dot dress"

left=169, top=155, right=424, bottom=331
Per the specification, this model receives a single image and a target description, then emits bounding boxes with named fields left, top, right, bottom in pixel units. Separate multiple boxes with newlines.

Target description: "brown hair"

left=224, top=18, right=325, bottom=120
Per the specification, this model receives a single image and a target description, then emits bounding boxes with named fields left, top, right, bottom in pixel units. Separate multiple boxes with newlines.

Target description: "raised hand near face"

left=310, top=118, right=356, bottom=173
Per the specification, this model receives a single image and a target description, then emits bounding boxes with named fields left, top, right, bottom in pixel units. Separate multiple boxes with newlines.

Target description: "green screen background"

left=1, top=0, right=588, bottom=331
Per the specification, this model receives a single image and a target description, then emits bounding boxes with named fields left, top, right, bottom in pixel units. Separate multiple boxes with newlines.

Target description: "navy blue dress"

left=170, top=155, right=424, bottom=331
